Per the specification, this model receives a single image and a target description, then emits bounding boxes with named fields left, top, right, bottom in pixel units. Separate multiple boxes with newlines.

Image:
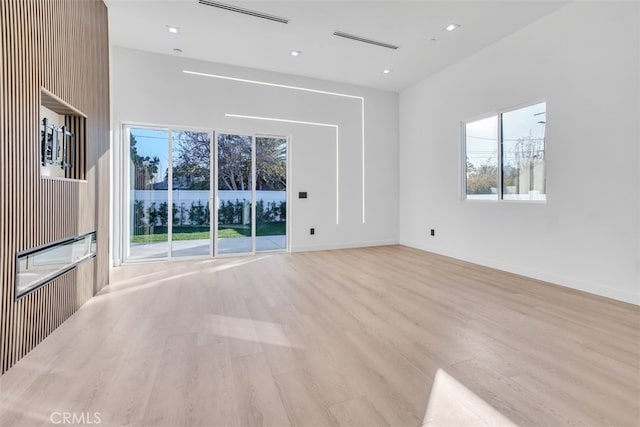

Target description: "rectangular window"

left=464, top=102, right=546, bottom=201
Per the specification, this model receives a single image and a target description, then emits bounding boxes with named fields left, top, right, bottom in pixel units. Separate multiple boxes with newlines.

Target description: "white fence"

left=133, top=190, right=286, bottom=206
left=131, top=190, right=286, bottom=227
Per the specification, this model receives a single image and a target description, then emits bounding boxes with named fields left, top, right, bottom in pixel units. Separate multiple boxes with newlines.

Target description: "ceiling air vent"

left=333, top=31, right=399, bottom=50
left=198, top=0, right=289, bottom=24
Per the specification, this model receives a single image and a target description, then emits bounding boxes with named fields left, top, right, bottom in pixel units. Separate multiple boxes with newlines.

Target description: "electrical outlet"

left=310, top=228, right=315, bottom=235
left=430, top=229, right=435, bottom=236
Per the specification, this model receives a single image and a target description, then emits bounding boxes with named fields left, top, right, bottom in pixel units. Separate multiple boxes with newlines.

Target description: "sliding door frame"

left=122, top=123, right=170, bottom=264
left=121, top=122, right=289, bottom=264
left=122, top=122, right=214, bottom=264
left=213, top=130, right=257, bottom=257
left=169, top=127, right=215, bottom=260
left=255, top=133, right=290, bottom=254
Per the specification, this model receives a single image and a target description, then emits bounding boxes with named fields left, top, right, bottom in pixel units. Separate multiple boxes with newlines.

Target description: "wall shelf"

left=40, top=88, right=87, bottom=180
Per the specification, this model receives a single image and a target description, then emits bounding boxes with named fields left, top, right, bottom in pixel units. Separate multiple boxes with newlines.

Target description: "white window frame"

left=461, top=100, right=547, bottom=203
left=119, top=122, right=291, bottom=264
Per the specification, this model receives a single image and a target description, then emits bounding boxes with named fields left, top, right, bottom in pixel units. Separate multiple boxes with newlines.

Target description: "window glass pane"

left=172, top=131, right=211, bottom=258
left=502, top=102, right=546, bottom=201
left=128, top=128, right=169, bottom=260
left=217, top=134, right=253, bottom=254
left=256, top=136, right=287, bottom=252
left=465, top=116, right=498, bottom=200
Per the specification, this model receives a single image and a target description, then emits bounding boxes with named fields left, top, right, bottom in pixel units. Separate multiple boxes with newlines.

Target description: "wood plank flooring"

left=0, top=245, right=638, bottom=426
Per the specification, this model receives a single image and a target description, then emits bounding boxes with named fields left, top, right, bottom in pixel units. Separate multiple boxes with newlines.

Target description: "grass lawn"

left=131, top=222, right=285, bottom=243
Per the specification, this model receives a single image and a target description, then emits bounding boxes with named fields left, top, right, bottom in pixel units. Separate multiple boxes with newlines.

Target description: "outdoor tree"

left=178, top=204, right=187, bottom=225
left=172, top=132, right=211, bottom=190
left=256, top=199, right=266, bottom=222
left=172, top=203, right=180, bottom=225
left=171, top=203, right=188, bottom=226
left=466, top=157, right=498, bottom=194
left=188, top=201, right=208, bottom=226
left=172, top=133, right=287, bottom=191
left=157, top=202, right=168, bottom=226
left=217, top=135, right=252, bottom=190
left=133, top=200, right=146, bottom=232
left=147, top=203, right=159, bottom=227
left=465, top=133, right=544, bottom=195
left=256, top=137, right=286, bottom=190
left=130, top=134, right=160, bottom=190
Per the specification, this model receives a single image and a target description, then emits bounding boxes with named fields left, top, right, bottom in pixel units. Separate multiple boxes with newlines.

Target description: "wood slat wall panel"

left=0, top=0, right=109, bottom=374
left=62, top=115, right=86, bottom=181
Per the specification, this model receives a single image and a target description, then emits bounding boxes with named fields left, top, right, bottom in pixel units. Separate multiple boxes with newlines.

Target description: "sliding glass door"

left=171, top=130, right=213, bottom=258
left=128, top=127, right=170, bottom=260
left=216, top=133, right=253, bottom=255
left=255, top=136, right=287, bottom=251
left=215, top=133, right=288, bottom=255
left=127, top=126, right=213, bottom=261
left=126, top=125, right=287, bottom=262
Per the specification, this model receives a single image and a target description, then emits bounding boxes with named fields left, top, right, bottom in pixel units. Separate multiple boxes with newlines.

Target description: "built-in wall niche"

left=15, top=231, right=96, bottom=299
left=40, top=88, right=86, bottom=180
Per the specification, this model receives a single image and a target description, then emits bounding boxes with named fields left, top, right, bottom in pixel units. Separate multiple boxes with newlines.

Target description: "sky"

left=466, top=102, right=546, bottom=167
left=130, top=128, right=171, bottom=183
left=130, top=128, right=216, bottom=184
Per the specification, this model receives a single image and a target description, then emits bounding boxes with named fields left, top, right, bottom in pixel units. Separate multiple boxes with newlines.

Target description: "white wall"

left=400, top=2, right=640, bottom=304
left=111, top=47, right=399, bottom=264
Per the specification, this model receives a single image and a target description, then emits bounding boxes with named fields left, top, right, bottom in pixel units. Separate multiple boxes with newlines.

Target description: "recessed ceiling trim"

left=333, top=31, right=399, bottom=50
left=226, top=113, right=340, bottom=224
left=198, top=0, right=289, bottom=24
left=183, top=70, right=362, bottom=99
left=184, top=69, right=367, bottom=223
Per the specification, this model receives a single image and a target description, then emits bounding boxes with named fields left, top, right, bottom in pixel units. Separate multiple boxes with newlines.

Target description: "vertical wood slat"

left=0, top=0, right=109, bottom=374
left=63, top=115, right=85, bottom=180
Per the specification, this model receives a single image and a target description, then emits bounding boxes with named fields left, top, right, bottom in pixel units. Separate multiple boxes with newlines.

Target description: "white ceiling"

left=106, top=0, right=569, bottom=92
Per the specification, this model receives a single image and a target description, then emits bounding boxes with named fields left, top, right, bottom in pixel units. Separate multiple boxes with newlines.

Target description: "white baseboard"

left=291, top=240, right=399, bottom=253
left=400, top=240, right=639, bottom=306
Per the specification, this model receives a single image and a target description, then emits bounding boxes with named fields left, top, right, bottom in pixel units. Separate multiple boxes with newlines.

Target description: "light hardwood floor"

left=1, top=245, right=638, bottom=427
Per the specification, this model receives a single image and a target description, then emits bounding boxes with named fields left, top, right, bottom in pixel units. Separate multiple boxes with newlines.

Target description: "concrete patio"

left=129, top=235, right=286, bottom=259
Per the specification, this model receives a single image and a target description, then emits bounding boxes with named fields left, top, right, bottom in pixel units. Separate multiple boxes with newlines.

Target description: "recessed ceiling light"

left=430, top=38, right=438, bottom=43
left=383, top=69, right=392, bottom=74
left=167, top=25, right=179, bottom=34
left=173, top=48, right=183, bottom=54
left=290, top=50, right=302, bottom=57
left=445, top=23, right=460, bottom=32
